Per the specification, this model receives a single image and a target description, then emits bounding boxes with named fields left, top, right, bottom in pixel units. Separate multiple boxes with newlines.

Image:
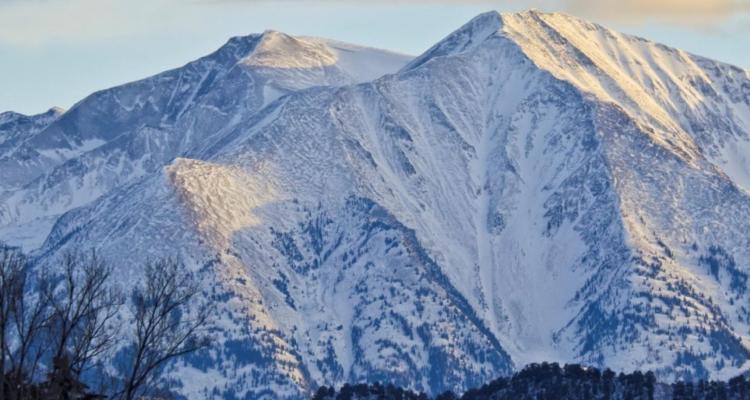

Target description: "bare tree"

left=43, top=251, right=124, bottom=378
left=0, top=248, right=26, bottom=400
left=6, top=268, right=51, bottom=400
left=115, top=259, right=210, bottom=400
left=0, top=248, right=54, bottom=400
left=3, top=250, right=210, bottom=400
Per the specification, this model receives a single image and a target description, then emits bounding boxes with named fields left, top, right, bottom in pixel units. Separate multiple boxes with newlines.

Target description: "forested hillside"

left=312, top=363, right=750, bottom=400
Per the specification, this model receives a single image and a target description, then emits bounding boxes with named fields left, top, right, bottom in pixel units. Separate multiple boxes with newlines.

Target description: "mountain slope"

left=7, top=9, right=750, bottom=399
left=0, top=32, right=411, bottom=250
left=0, top=107, right=64, bottom=192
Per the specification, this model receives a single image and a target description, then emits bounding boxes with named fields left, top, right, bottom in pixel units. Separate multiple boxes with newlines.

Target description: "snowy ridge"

left=0, top=107, right=64, bottom=191
left=5, top=9, right=750, bottom=399
left=166, top=158, right=281, bottom=249
left=498, top=10, right=750, bottom=189
left=0, top=33, right=410, bottom=250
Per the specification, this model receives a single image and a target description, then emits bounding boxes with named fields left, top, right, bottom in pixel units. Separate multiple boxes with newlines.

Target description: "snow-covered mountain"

left=4, top=9, right=750, bottom=399
left=0, top=32, right=410, bottom=250
left=0, top=107, right=65, bottom=192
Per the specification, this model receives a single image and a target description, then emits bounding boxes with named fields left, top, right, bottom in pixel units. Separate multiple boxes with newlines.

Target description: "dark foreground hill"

left=312, top=363, right=750, bottom=400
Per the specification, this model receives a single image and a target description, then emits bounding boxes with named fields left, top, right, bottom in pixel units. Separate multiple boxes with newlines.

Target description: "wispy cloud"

left=193, top=0, right=750, bottom=25
left=1, top=0, right=748, bottom=48
left=561, top=0, right=750, bottom=25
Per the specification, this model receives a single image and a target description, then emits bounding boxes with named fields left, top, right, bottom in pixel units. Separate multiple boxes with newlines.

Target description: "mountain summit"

left=3, top=10, right=750, bottom=399
left=0, top=32, right=410, bottom=250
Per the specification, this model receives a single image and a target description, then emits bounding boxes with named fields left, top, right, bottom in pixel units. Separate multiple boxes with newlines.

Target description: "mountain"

left=4, top=9, right=750, bottom=399
left=0, top=32, right=410, bottom=250
left=0, top=107, right=64, bottom=192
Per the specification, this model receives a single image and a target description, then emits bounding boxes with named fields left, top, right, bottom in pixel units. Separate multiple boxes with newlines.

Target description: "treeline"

left=0, top=248, right=211, bottom=400
left=312, top=362, right=750, bottom=400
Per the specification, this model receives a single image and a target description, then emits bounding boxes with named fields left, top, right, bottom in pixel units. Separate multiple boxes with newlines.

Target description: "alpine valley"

left=2, top=9, right=750, bottom=399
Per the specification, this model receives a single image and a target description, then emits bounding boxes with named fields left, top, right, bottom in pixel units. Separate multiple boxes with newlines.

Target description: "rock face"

left=3, top=9, right=750, bottom=399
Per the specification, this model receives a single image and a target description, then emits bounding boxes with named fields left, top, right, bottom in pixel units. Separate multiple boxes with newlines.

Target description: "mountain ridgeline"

left=1, top=9, right=750, bottom=399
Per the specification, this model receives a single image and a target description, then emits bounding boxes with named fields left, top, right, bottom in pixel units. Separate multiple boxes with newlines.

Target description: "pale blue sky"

left=1, top=0, right=748, bottom=115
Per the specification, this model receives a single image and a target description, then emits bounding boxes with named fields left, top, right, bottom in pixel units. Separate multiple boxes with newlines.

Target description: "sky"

left=0, top=0, right=748, bottom=115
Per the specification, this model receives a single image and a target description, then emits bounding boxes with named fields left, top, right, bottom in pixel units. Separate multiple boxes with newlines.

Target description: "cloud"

left=196, top=0, right=750, bottom=22
left=1, top=0, right=747, bottom=48
left=560, top=0, right=750, bottom=24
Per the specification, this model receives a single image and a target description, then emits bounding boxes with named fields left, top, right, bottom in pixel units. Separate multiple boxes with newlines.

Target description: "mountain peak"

left=44, top=106, right=65, bottom=118
left=241, top=29, right=338, bottom=69
left=408, top=9, right=735, bottom=167
left=499, top=8, right=616, bottom=45
left=404, top=10, right=502, bottom=70
left=0, top=106, right=64, bottom=125
left=497, top=8, right=713, bottom=159
left=0, top=110, right=25, bottom=122
left=403, top=9, right=594, bottom=71
left=191, top=29, right=410, bottom=86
